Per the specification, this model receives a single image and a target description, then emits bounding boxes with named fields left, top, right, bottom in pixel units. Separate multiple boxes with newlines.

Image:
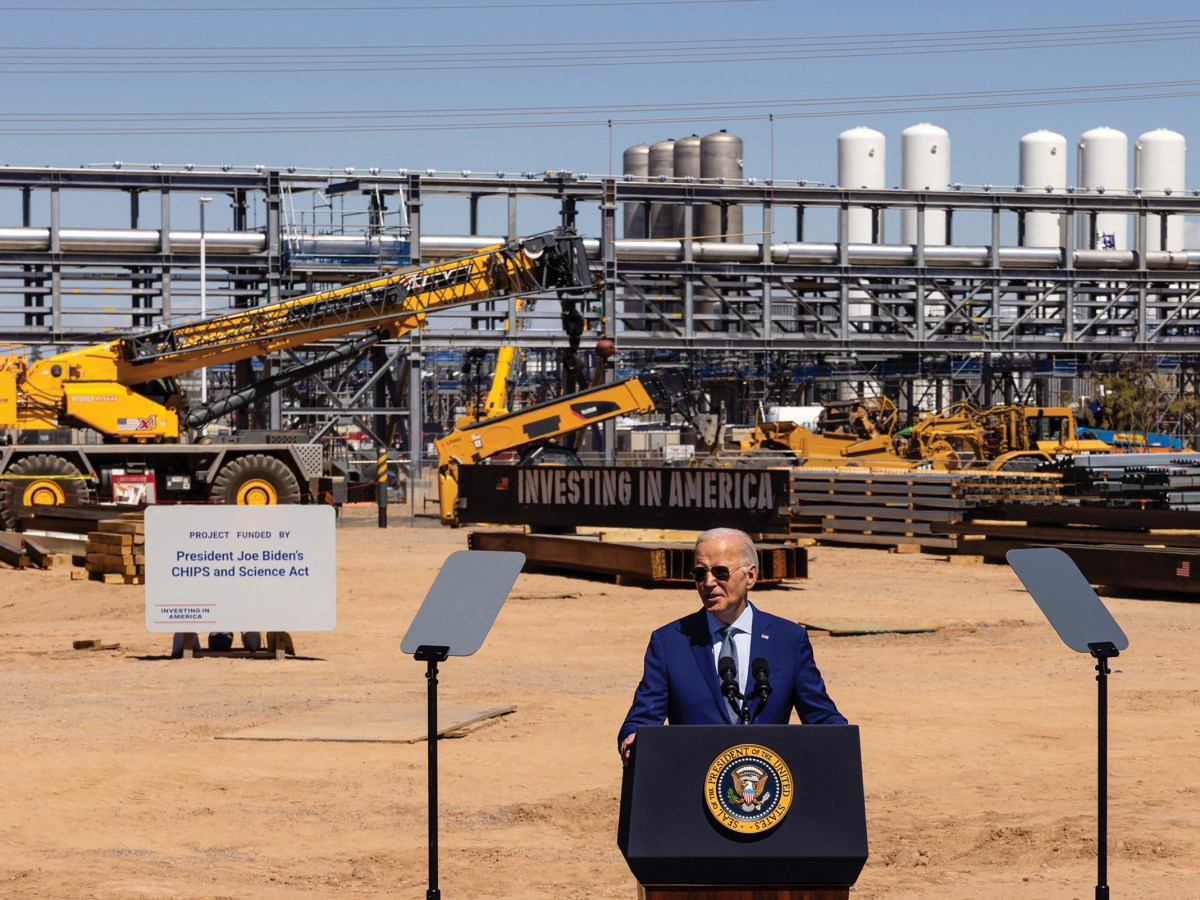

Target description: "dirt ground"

left=1, top=508, right=1198, bottom=899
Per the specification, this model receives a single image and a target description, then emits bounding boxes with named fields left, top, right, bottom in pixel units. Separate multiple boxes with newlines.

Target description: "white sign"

left=145, top=505, right=336, bottom=632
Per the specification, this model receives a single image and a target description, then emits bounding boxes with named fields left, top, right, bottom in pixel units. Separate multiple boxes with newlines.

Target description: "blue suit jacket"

left=618, top=605, right=846, bottom=744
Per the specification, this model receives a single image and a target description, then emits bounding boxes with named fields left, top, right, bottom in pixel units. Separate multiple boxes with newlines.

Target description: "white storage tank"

left=621, top=143, right=650, bottom=239
left=837, top=126, right=886, bottom=243
left=1019, top=130, right=1068, bottom=247
left=1076, top=126, right=1128, bottom=250
left=1135, top=128, right=1186, bottom=251
left=698, top=129, right=744, bottom=241
left=647, top=139, right=676, bottom=239
left=672, top=134, right=702, bottom=236
left=900, top=123, right=950, bottom=245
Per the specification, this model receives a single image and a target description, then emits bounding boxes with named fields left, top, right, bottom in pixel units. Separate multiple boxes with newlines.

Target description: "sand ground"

left=1, top=508, right=1197, bottom=899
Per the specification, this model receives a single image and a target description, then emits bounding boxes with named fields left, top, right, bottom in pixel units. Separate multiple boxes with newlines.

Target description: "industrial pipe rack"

left=3, top=165, right=1200, bottom=445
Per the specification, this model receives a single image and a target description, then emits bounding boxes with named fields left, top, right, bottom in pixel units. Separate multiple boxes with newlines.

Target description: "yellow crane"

left=0, top=229, right=593, bottom=528
left=436, top=371, right=694, bottom=526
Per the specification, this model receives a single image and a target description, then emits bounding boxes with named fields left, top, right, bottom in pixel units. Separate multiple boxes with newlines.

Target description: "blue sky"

left=2, top=1, right=1199, bottom=219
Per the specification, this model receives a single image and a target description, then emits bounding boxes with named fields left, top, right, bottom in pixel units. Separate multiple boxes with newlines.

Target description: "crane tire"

left=210, top=454, right=301, bottom=507
left=1, top=454, right=88, bottom=530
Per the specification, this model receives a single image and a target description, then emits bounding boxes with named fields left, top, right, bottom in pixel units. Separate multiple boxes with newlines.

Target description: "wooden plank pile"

left=788, top=468, right=1064, bottom=551
left=16, top=501, right=138, bottom=535
left=79, top=512, right=145, bottom=584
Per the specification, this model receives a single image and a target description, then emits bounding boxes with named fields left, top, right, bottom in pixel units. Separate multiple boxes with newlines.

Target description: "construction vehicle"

left=894, top=402, right=1114, bottom=468
left=714, top=396, right=1113, bottom=471
left=436, top=370, right=694, bottom=525
left=455, top=343, right=523, bottom=427
left=704, top=396, right=916, bottom=469
left=0, top=229, right=593, bottom=529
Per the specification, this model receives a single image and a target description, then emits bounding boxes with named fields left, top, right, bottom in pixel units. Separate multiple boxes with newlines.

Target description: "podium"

left=618, top=725, right=867, bottom=900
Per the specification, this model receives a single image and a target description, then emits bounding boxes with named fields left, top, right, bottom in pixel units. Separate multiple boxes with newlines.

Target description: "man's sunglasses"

left=691, top=564, right=745, bottom=583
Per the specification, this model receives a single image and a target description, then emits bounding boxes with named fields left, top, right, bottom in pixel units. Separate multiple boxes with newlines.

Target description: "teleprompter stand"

left=400, top=549, right=526, bottom=900
left=1007, top=548, right=1129, bottom=900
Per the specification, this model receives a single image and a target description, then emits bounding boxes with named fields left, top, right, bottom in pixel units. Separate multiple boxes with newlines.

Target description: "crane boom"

left=2, top=229, right=592, bottom=441
left=436, top=370, right=695, bottom=525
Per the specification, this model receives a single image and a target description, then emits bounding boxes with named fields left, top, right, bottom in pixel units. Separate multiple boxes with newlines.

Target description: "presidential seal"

left=704, top=743, right=793, bottom=834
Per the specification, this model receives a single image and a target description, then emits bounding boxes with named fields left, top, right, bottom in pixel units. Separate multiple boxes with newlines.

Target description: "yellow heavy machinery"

left=896, top=402, right=1114, bottom=467
left=436, top=370, right=694, bottom=525
left=455, top=343, right=523, bottom=428
left=718, top=396, right=1113, bottom=470
left=0, top=229, right=593, bottom=528
left=713, top=396, right=916, bottom=469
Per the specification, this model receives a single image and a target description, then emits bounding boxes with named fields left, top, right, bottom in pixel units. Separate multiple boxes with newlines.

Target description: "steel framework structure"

left=2, top=165, right=1199, bottom=444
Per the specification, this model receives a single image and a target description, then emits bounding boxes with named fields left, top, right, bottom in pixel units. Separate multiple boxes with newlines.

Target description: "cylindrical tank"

left=621, top=143, right=649, bottom=239
left=1136, top=128, right=1186, bottom=251
left=1076, top=126, right=1128, bottom=250
left=672, top=134, right=702, bottom=236
left=838, top=126, right=886, bottom=243
left=697, top=130, right=744, bottom=241
left=1019, top=130, right=1068, bottom=247
left=647, top=139, right=676, bottom=239
left=900, top=123, right=950, bottom=245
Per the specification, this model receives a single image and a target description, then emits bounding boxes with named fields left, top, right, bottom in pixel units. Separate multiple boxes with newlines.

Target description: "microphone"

left=719, top=655, right=738, bottom=697
left=751, top=657, right=771, bottom=696
left=718, top=655, right=744, bottom=722
left=750, top=657, right=772, bottom=721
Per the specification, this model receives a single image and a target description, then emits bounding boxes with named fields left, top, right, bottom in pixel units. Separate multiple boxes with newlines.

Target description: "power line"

left=0, top=0, right=766, bottom=10
left=3, top=18, right=1199, bottom=51
left=0, top=21, right=1197, bottom=74
left=6, top=79, right=1200, bottom=121
left=2, top=80, right=1198, bottom=135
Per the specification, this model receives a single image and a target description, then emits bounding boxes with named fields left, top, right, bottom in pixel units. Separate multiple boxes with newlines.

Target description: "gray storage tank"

left=647, top=139, right=677, bottom=239
left=622, top=143, right=650, bottom=239
left=672, top=134, right=702, bottom=237
left=698, top=130, right=744, bottom=241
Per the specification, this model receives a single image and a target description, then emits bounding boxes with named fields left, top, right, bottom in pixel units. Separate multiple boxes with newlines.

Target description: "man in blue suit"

left=619, top=527, right=846, bottom=763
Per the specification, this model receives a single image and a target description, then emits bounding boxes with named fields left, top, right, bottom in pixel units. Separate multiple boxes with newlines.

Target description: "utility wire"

left=2, top=81, right=1199, bottom=135
left=4, top=18, right=1200, bottom=52
left=0, top=0, right=766, bottom=10
left=2, top=24, right=1200, bottom=72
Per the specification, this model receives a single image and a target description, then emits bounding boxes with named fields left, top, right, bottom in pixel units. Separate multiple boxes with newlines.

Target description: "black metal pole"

left=1089, top=641, right=1117, bottom=900
left=416, top=645, right=449, bottom=900
left=377, top=449, right=388, bottom=529
left=427, top=655, right=439, bottom=900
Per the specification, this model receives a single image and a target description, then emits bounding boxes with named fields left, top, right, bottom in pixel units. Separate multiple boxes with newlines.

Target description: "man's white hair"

left=695, top=527, right=758, bottom=570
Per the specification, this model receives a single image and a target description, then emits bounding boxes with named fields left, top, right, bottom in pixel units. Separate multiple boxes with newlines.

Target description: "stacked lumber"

left=17, top=501, right=131, bottom=535
left=788, top=468, right=1063, bottom=551
left=83, top=512, right=145, bottom=584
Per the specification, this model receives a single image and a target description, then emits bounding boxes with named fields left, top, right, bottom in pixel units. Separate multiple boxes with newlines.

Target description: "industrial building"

left=3, top=122, right=1200, bottom=465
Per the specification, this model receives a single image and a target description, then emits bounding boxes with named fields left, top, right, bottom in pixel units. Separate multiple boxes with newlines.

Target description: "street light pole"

left=198, top=196, right=212, bottom=412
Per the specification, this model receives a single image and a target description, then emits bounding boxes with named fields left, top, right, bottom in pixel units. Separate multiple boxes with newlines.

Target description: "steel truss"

left=3, top=166, right=1200, bottom=446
